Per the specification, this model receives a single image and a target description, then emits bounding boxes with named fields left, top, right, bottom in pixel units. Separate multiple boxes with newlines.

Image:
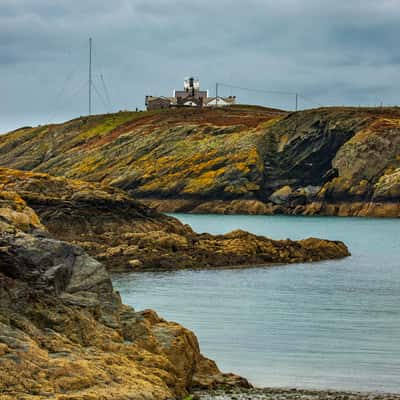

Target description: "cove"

left=113, top=214, right=400, bottom=393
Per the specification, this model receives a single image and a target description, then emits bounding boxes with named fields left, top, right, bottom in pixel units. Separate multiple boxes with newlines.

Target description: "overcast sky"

left=1, top=0, right=400, bottom=132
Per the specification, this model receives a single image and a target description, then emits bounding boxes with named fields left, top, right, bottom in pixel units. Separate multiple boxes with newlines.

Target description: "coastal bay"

left=114, top=214, right=400, bottom=394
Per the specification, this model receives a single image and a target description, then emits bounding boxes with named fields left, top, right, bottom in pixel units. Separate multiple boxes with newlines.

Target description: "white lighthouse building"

left=145, top=77, right=236, bottom=110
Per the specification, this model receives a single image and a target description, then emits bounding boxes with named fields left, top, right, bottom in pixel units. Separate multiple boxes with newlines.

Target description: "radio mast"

left=88, top=37, right=92, bottom=115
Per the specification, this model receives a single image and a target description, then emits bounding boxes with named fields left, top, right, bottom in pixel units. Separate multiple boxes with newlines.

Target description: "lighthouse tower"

left=183, top=77, right=200, bottom=96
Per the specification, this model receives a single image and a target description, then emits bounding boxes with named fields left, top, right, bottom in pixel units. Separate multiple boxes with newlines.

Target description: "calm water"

left=113, top=214, right=400, bottom=393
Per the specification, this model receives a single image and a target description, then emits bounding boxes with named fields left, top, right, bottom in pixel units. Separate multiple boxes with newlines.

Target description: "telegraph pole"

left=89, top=37, right=92, bottom=116
left=216, top=82, right=219, bottom=107
left=295, top=93, right=298, bottom=112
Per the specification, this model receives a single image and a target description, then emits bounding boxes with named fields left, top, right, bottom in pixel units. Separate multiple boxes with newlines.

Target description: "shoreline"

left=194, top=386, right=400, bottom=399
left=111, top=256, right=346, bottom=276
left=139, top=199, right=400, bottom=219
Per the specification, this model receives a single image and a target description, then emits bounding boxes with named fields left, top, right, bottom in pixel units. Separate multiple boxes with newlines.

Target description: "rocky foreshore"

left=194, top=387, right=400, bottom=400
left=141, top=198, right=400, bottom=218
left=0, top=190, right=250, bottom=399
left=0, top=168, right=350, bottom=272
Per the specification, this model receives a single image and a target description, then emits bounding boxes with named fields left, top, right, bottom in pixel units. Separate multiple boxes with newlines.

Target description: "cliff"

left=0, top=106, right=399, bottom=217
left=0, top=168, right=349, bottom=272
left=0, top=191, right=249, bottom=399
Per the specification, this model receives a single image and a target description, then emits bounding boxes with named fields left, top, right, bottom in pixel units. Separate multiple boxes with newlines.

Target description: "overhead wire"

left=50, top=69, right=77, bottom=114
left=91, top=39, right=113, bottom=113
left=48, top=80, right=88, bottom=123
left=218, top=82, right=296, bottom=96
left=100, top=73, right=113, bottom=110
left=297, top=94, right=324, bottom=108
left=92, top=80, right=110, bottom=112
left=47, top=44, right=90, bottom=123
left=217, top=82, right=323, bottom=110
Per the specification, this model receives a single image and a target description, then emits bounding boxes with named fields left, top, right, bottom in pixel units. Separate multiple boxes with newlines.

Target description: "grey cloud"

left=1, top=0, right=400, bottom=133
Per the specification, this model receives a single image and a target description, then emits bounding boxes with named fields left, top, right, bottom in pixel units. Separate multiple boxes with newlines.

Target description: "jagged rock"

left=0, top=191, right=247, bottom=399
left=373, top=167, right=400, bottom=202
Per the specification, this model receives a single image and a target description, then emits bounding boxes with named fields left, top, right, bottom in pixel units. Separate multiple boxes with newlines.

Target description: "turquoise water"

left=113, top=215, right=400, bottom=393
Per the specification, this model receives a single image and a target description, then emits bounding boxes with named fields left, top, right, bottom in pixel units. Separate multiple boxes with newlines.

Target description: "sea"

left=113, top=214, right=400, bottom=393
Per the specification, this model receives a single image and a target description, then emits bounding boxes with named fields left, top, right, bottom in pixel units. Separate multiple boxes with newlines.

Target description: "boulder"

left=269, top=185, right=293, bottom=205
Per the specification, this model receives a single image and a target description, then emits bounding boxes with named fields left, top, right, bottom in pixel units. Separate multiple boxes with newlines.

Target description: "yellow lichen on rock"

left=0, top=190, right=43, bottom=231
left=0, top=189, right=248, bottom=400
left=0, top=106, right=399, bottom=216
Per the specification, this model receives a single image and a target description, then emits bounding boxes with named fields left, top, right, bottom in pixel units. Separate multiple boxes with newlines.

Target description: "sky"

left=1, top=0, right=400, bottom=133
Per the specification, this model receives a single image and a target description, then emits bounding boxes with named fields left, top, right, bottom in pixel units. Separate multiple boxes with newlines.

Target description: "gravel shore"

left=193, top=387, right=400, bottom=400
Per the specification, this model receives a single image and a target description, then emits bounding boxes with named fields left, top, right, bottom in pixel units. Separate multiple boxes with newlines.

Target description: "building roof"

left=204, top=96, right=236, bottom=106
left=174, top=90, right=208, bottom=99
left=145, top=96, right=176, bottom=105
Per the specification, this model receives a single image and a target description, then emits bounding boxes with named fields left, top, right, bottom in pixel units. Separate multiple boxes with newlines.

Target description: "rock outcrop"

left=0, top=191, right=248, bottom=399
left=0, top=106, right=399, bottom=217
left=0, top=168, right=350, bottom=272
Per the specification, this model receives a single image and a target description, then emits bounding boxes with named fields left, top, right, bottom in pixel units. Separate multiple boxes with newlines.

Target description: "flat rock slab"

left=194, top=387, right=400, bottom=400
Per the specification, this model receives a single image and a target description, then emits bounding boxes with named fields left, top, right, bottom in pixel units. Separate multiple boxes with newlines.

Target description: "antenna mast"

left=89, top=37, right=92, bottom=116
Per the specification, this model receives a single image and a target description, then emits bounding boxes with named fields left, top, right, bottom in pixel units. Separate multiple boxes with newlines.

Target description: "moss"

left=72, top=113, right=138, bottom=144
left=258, top=116, right=284, bottom=129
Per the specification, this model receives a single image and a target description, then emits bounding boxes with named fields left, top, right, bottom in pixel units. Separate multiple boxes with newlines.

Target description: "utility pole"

left=216, top=82, right=219, bottom=107
left=295, top=93, right=298, bottom=112
left=89, top=37, right=92, bottom=116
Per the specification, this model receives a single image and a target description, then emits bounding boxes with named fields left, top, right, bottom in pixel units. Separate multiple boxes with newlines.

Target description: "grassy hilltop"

left=1, top=105, right=399, bottom=216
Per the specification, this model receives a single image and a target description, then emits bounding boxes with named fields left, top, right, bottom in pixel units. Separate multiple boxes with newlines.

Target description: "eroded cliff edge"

left=0, top=191, right=249, bottom=399
left=0, top=106, right=399, bottom=217
left=0, top=168, right=349, bottom=272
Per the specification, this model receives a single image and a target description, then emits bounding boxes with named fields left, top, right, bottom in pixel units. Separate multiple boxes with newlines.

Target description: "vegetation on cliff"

left=0, top=106, right=398, bottom=217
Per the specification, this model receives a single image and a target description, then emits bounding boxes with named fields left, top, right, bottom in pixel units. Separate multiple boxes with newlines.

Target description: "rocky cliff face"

left=0, top=191, right=249, bottom=399
left=0, top=168, right=349, bottom=272
left=0, top=107, right=281, bottom=200
left=0, top=106, right=398, bottom=217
